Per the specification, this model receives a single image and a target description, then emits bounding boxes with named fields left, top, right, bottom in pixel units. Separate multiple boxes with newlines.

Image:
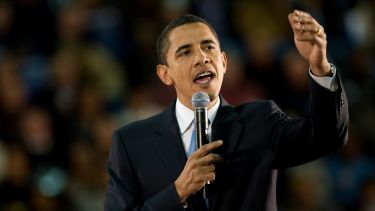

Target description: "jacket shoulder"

left=234, top=99, right=277, bottom=115
left=115, top=111, right=165, bottom=138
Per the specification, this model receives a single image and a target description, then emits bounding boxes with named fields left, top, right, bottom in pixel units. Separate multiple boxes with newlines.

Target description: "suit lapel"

left=151, top=103, right=187, bottom=182
left=209, top=99, right=244, bottom=211
left=152, top=103, right=210, bottom=210
left=212, top=100, right=244, bottom=157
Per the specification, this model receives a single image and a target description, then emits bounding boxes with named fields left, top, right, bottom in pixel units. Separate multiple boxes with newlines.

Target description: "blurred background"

left=0, top=0, right=374, bottom=210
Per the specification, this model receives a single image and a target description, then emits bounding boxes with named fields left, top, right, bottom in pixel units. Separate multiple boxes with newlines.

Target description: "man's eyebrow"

left=201, top=39, right=216, bottom=45
left=175, top=44, right=191, bottom=55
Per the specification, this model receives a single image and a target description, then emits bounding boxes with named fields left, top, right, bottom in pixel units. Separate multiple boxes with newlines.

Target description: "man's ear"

left=156, top=64, right=173, bottom=86
left=222, top=51, right=228, bottom=74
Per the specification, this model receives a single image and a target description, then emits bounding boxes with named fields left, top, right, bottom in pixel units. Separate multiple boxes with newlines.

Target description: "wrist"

left=310, top=61, right=332, bottom=77
left=174, top=181, right=189, bottom=203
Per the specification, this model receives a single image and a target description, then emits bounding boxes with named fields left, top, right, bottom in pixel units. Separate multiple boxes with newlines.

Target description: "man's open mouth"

left=194, top=71, right=214, bottom=84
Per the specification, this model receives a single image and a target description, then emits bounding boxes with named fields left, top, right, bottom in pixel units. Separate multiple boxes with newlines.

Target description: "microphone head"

left=192, top=92, right=210, bottom=109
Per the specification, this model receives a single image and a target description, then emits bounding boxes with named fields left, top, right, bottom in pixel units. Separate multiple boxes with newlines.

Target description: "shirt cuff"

left=309, top=64, right=338, bottom=92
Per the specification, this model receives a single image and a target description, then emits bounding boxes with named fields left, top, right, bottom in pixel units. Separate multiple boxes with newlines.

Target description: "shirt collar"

left=175, top=97, right=220, bottom=134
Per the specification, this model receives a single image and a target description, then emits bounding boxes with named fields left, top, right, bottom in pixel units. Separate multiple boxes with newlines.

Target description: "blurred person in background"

left=68, top=141, right=106, bottom=211
left=115, top=83, right=163, bottom=126
left=105, top=10, right=348, bottom=210
left=19, top=107, right=55, bottom=162
left=0, top=54, right=28, bottom=142
left=277, top=48, right=310, bottom=116
left=220, top=48, right=267, bottom=106
left=0, top=145, right=31, bottom=211
left=230, top=1, right=289, bottom=99
left=283, top=161, right=331, bottom=211
left=325, top=127, right=375, bottom=210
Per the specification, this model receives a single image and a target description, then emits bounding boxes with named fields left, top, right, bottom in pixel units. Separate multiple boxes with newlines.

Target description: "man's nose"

left=194, top=49, right=210, bottom=66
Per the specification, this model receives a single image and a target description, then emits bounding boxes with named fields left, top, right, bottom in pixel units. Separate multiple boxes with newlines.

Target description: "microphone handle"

left=194, top=108, right=209, bottom=148
left=194, top=108, right=209, bottom=199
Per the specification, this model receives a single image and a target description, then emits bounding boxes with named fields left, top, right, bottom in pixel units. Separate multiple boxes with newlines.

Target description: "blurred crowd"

left=0, top=0, right=374, bottom=210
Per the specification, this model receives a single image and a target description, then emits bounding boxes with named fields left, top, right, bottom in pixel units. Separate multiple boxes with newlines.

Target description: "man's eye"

left=180, top=50, right=190, bottom=56
left=205, top=45, right=215, bottom=51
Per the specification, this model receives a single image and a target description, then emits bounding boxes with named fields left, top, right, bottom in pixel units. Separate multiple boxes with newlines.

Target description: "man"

left=105, top=10, right=349, bottom=211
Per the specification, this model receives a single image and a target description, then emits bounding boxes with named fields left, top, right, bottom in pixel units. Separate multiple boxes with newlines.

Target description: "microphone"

left=191, top=92, right=210, bottom=148
left=191, top=91, right=210, bottom=199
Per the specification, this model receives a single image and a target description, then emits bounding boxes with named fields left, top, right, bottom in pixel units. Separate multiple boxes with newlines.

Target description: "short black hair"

left=156, top=14, right=220, bottom=65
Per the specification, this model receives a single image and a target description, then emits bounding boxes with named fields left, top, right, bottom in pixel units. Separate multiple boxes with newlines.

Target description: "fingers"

left=200, top=163, right=216, bottom=173
left=191, top=172, right=216, bottom=194
left=190, top=140, right=223, bottom=158
left=201, top=171, right=216, bottom=184
left=187, top=153, right=223, bottom=177
left=288, top=10, right=326, bottom=38
left=191, top=165, right=216, bottom=182
left=198, top=153, right=224, bottom=166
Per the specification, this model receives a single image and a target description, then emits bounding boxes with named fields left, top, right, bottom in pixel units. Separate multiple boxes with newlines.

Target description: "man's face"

left=157, top=22, right=227, bottom=109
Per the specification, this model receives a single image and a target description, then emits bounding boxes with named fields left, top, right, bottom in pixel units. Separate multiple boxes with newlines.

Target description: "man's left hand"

left=288, top=10, right=331, bottom=76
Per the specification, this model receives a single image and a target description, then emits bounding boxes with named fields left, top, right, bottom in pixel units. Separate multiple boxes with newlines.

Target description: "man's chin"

left=191, top=82, right=220, bottom=99
left=194, top=89, right=218, bottom=102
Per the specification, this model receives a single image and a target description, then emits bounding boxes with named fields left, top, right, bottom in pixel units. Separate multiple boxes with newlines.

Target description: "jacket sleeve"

left=104, top=131, right=184, bottom=211
left=269, top=71, right=349, bottom=168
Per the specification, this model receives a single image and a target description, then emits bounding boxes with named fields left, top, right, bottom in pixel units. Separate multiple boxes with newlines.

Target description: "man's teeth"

left=198, top=72, right=210, bottom=77
left=197, top=72, right=211, bottom=78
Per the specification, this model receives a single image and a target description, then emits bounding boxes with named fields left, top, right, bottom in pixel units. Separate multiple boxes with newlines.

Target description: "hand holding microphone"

left=174, top=92, right=224, bottom=202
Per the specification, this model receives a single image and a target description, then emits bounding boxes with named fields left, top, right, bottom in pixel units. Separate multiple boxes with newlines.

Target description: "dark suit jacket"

left=104, top=75, right=349, bottom=211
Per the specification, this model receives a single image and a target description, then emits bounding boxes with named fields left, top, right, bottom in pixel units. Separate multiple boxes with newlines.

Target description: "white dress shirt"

left=309, top=64, right=338, bottom=91
left=175, top=67, right=338, bottom=155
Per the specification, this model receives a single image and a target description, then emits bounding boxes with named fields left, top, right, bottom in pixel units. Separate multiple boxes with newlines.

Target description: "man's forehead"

left=168, top=22, right=218, bottom=48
